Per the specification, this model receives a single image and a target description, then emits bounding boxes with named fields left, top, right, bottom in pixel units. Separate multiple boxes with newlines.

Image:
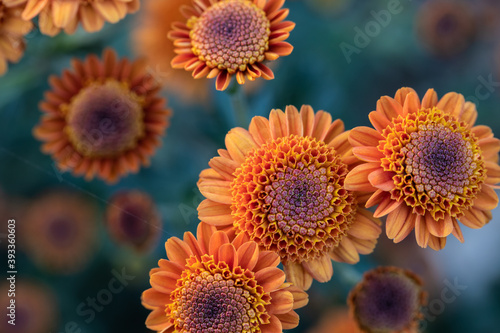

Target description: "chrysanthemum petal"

left=348, top=211, right=381, bottom=240
left=208, top=230, right=230, bottom=259
left=198, top=199, right=234, bottom=226
left=142, top=288, right=172, bottom=308
left=478, top=137, right=500, bottom=161
left=330, top=237, right=360, bottom=264
left=451, top=218, right=464, bottom=243
left=394, top=87, right=417, bottom=105
left=302, top=254, right=333, bottom=283
left=344, top=163, right=379, bottom=192
left=300, top=105, right=315, bottom=137
left=215, top=71, right=231, bottom=91
left=373, top=194, right=402, bottom=218
left=311, top=111, right=332, bottom=141
left=275, top=311, right=300, bottom=330
left=461, top=101, right=478, bottom=126
left=485, top=161, right=500, bottom=184
left=401, top=91, right=421, bottom=117
left=249, top=116, right=272, bottom=145
left=22, top=0, right=48, bottom=20
left=150, top=271, right=179, bottom=294
left=225, top=127, right=258, bottom=163
left=386, top=205, right=415, bottom=243
left=473, top=185, right=499, bottom=211
left=165, top=238, right=192, bottom=266
left=261, top=314, right=282, bottom=333
left=427, top=234, right=446, bottom=251
left=198, top=179, right=232, bottom=204
left=349, top=126, right=383, bottom=148
left=145, top=307, right=173, bottom=331
left=414, top=215, right=429, bottom=248
left=218, top=243, right=238, bottom=269
left=426, top=214, right=454, bottom=237
left=285, top=105, right=303, bottom=136
left=283, top=262, right=313, bottom=291
left=255, top=267, right=286, bottom=292
left=352, top=146, right=384, bottom=162
left=377, top=96, right=402, bottom=121
left=51, top=1, right=79, bottom=28
left=269, top=109, right=287, bottom=139
left=322, top=119, right=345, bottom=145
left=459, top=207, right=490, bottom=229
left=421, top=88, right=438, bottom=108
left=237, top=241, right=259, bottom=270
left=268, top=290, right=293, bottom=314
left=368, top=168, right=395, bottom=191
left=436, top=92, right=465, bottom=120
left=368, top=110, right=391, bottom=132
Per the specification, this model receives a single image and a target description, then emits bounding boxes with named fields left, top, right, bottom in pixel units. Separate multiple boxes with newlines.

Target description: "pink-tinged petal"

left=198, top=179, right=232, bottom=204
left=275, top=311, right=300, bottom=330
left=236, top=241, right=259, bottom=271
left=414, top=215, right=429, bottom=248
left=373, top=195, right=402, bottom=218
left=300, top=105, right=315, bottom=137
left=473, top=185, right=499, bottom=211
left=421, top=89, right=438, bottom=108
left=344, top=163, right=380, bottom=192
left=377, top=96, right=402, bottom=121
left=197, top=199, right=234, bottom=226
left=436, top=92, right=465, bottom=120
left=269, top=108, right=287, bottom=139
left=401, top=91, right=421, bottom=116
left=349, top=126, right=383, bottom=148
left=255, top=267, right=286, bottom=292
left=330, top=237, right=360, bottom=264
left=215, top=71, right=231, bottom=91
left=165, top=237, right=192, bottom=266
left=368, top=168, right=395, bottom=191
left=225, top=127, right=258, bottom=163
left=268, top=290, right=293, bottom=314
left=249, top=116, right=272, bottom=145
left=368, top=110, right=391, bottom=132
left=283, top=262, right=313, bottom=290
left=218, top=243, right=238, bottom=269
left=386, top=205, right=415, bottom=243
left=302, top=255, right=333, bottom=283
left=426, top=214, right=453, bottom=238
left=352, top=146, right=384, bottom=162
left=285, top=105, right=303, bottom=136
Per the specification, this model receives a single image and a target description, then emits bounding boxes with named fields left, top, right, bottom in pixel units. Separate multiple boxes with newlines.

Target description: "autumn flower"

left=345, top=88, right=500, bottom=250
left=21, top=190, right=98, bottom=274
left=33, top=49, right=172, bottom=183
left=0, top=1, right=32, bottom=76
left=141, top=222, right=308, bottom=332
left=4, top=0, right=139, bottom=36
left=198, top=105, right=381, bottom=290
left=168, top=0, right=295, bottom=91
left=308, top=308, right=361, bottom=333
left=348, top=266, right=426, bottom=333
left=106, top=190, right=162, bottom=253
left=416, top=0, right=476, bottom=58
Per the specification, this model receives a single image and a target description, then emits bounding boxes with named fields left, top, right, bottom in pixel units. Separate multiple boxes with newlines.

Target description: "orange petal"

left=473, top=185, right=499, bottom=211
left=330, top=237, right=360, bottom=264
left=285, top=105, right=303, bottom=136
left=218, top=243, right=238, bottom=269
left=421, top=89, right=438, bottom=109
left=368, top=110, right=391, bottom=132
left=236, top=241, right=259, bottom=271
left=394, top=87, right=417, bottom=105
left=183, top=231, right=203, bottom=258
left=209, top=230, right=230, bottom=260
left=261, top=314, right=282, bottom=333
left=142, top=288, right=171, bottom=308
left=268, top=41, right=293, bottom=56
left=311, top=111, right=332, bottom=141
left=196, top=221, right=216, bottom=253
left=349, top=237, right=377, bottom=255
left=460, top=101, right=478, bottom=127
left=275, top=311, right=300, bottom=330
left=254, top=251, right=280, bottom=272
left=268, top=290, right=294, bottom=314
left=352, top=146, right=384, bottom=162
left=208, top=156, right=239, bottom=180
left=478, top=137, right=500, bottom=161
left=198, top=179, right=232, bottom=204
left=414, top=215, right=429, bottom=248
left=150, top=271, right=179, bottom=294
left=401, top=91, right=421, bottom=116
left=385, top=205, right=414, bottom=242
left=485, top=161, right=500, bottom=185
left=165, top=237, right=192, bottom=266
left=344, top=163, right=380, bottom=192
left=145, top=307, right=172, bottom=332
left=215, top=71, right=231, bottom=91
left=52, top=1, right=79, bottom=28
left=373, top=195, right=402, bottom=218
left=302, top=255, right=333, bottom=283
left=451, top=218, right=464, bottom=243
left=436, top=92, right=465, bottom=120
left=284, top=285, right=309, bottom=309
left=249, top=116, right=272, bottom=145
left=255, top=267, right=286, bottom=292
left=300, top=105, right=315, bottom=137
left=283, top=262, right=313, bottom=291
left=460, top=207, right=491, bottom=229
left=322, top=119, right=345, bottom=145
left=197, top=199, right=234, bottom=226
left=368, top=168, right=395, bottom=191
left=349, top=126, right=383, bottom=148
left=22, top=0, right=49, bottom=20
left=347, top=211, right=381, bottom=240
left=427, top=235, right=446, bottom=251
left=426, top=214, right=453, bottom=238
left=269, top=108, right=287, bottom=139
left=377, top=96, right=402, bottom=121
left=254, top=62, right=274, bottom=80
left=225, top=127, right=258, bottom=163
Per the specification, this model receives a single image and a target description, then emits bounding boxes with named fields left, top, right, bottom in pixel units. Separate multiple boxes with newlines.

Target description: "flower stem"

left=227, top=82, right=249, bottom=127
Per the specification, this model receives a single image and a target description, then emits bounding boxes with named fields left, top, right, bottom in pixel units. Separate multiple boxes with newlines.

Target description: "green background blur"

left=1, top=0, right=500, bottom=332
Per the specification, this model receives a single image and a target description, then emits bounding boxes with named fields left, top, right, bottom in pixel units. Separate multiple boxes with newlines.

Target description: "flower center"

left=231, top=135, right=356, bottom=263
left=119, top=205, right=150, bottom=244
left=168, top=255, right=270, bottom=332
left=47, top=216, right=76, bottom=247
left=380, top=107, right=485, bottom=220
left=64, top=80, right=145, bottom=158
left=188, top=0, right=270, bottom=73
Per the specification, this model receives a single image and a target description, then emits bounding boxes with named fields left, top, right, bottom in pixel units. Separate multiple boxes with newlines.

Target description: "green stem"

left=227, top=82, right=249, bottom=127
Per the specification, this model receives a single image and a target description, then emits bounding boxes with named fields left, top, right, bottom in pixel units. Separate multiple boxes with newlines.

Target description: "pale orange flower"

left=197, top=105, right=382, bottom=290
left=0, top=1, right=32, bottom=75
left=345, top=88, right=500, bottom=250
left=4, top=0, right=139, bottom=36
left=33, top=49, right=172, bottom=183
left=168, top=0, right=295, bottom=91
left=308, top=308, right=361, bottom=333
left=141, top=222, right=308, bottom=332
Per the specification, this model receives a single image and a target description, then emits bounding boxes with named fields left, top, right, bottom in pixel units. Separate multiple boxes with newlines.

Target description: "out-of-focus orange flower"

left=169, top=0, right=295, bottom=91
left=416, top=0, right=476, bottom=58
left=141, top=222, right=308, bottom=332
left=105, top=190, right=162, bottom=253
left=33, top=49, right=172, bottom=183
left=0, top=281, right=58, bottom=333
left=0, top=1, right=32, bottom=76
left=197, top=105, right=382, bottom=290
left=3, top=0, right=139, bottom=36
left=132, top=0, right=211, bottom=102
left=308, top=308, right=361, bottom=333
left=21, top=190, right=98, bottom=273
left=345, top=87, right=500, bottom=250
left=348, top=266, right=426, bottom=333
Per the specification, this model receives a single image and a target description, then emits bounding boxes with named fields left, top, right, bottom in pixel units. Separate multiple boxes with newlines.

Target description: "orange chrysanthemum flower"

left=4, top=0, right=139, bottom=36
left=142, top=222, right=308, bottom=332
left=105, top=190, right=162, bottom=253
left=21, top=190, right=98, bottom=274
left=197, top=105, right=382, bottom=290
left=33, top=49, right=172, bottom=183
left=348, top=267, right=426, bottom=333
left=168, top=0, right=295, bottom=91
left=345, top=88, right=500, bottom=250
left=416, top=0, right=476, bottom=58
left=0, top=1, right=32, bottom=76
left=0, top=281, right=58, bottom=333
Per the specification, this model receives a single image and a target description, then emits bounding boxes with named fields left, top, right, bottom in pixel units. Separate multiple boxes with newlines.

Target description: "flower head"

left=4, top=0, right=139, bottom=36
left=345, top=88, right=500, bottom=250
left=33, top=49, right=172, bottom=183
left=106, top=190, right=162, bottom=253
left=0, top=1, right=32, bottom=76
left=416, top=0, right=476, bottom=58
left=169, top=0, right=295, bottom=91
left=21, top=190, right=98, bottom=274
left=0, top=281, right=58, bottom=333
left=198, top=105, right=382, bottom=290
left=348, top=266, right=426, bottom=333
left=308, top=308, right=361, bottom=333
left=141, top=222, right=308, bottom=332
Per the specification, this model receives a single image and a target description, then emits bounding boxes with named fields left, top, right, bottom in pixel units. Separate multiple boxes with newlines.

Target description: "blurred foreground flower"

left=0, top=281, right=58, bottom=333
left=0, top=1, right=32, bottom=76
left=106, top=190, right=162, bottom=253
left=142, top=222, right=308, bottom=332
left=416, top=0, right=476, bottom=58
left=21, top=190, right=97, bottom=274
left=4, top=0, right=139, bottom=36
left=198, top=105, right=381, bottom=290
left=169, top=0, right=295, bottom=91
left=348, top=266, right=426, bottom=333
left=308, top=308, right=360, bottom=333
left=33, top=49, right=172, bottom=183
left=346, top=88, right=500, bottom=250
